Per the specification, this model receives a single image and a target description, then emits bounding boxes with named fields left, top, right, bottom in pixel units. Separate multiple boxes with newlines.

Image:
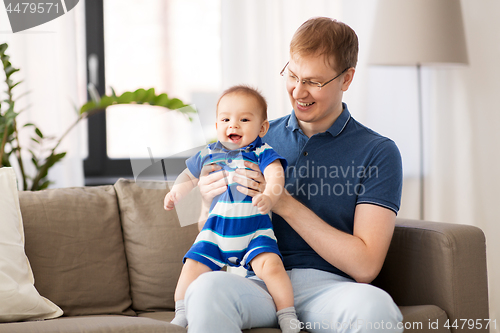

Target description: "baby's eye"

left=221, top=118, right=229, bottom=122
left=241, top=118, right=250, bottom=122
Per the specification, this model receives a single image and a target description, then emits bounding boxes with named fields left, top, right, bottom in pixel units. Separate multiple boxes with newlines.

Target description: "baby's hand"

left=164, top=191, right=180, bottom=211
left=252, top=194, right=272, bottom=215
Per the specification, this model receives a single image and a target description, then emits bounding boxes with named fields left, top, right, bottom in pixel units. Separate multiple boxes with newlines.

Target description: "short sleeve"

left=356, top=139, right=403, bottom=214
left=185, top=150, right=203, bottom=179
left=257, top=145, right=288, bottom=174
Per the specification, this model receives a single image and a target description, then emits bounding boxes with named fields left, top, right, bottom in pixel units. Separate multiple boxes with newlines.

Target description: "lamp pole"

left=416, top=63, right=424, bottom=220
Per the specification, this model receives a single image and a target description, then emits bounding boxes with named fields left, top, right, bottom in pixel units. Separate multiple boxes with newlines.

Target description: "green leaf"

left=79, top=101, right=98, bottom=115
left=79, top=88, right=190, bottom=117
left=4, top=109, right=18, bottom=126
left=132, top=88, right=147, bottom=102
left=0, top=43, right=7, bottom=54
left=35, top=127, right=43, bottom=138
left=23, top=123, right=35, bottom=128
left=117, top=92, right=134, bottom=104
left=5, top=66, right=19, bottom=78
left=153, top=93, right=169, bottom=106
left=10, top=80, right=22, bottom=90
left=165, top=98, right=185, bottom=110
left=40, top=152, right=66, bottom=176
left=141, top=88, right=155, bottom=104
left=38, top=180, right=52, bottom=190
left=98, top=95, right=115, bottom=108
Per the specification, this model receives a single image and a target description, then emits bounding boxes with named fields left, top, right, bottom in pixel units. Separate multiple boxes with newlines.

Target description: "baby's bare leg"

left=251, top=253, right=293, bottom=310
left=171, top=259, right=212, bottom=327
left=251, top=253, right=300, bottom=333
left=175, top=259, right=212, bottom=301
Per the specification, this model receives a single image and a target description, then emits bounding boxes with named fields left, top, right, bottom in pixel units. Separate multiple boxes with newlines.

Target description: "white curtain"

left=220, top=0, right=343, bottom=121
left=0, top=0, right=87, bottom=189
left=221, top=0, right=499, bottom=328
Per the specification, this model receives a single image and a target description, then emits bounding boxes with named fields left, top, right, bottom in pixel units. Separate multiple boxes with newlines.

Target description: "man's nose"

left=292, top=81, right=309, bottom=100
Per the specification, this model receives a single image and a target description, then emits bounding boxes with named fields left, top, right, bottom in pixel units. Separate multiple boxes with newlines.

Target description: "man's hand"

left=198, top=164, right=228, bottom=206
left=252, top=193, right=273, bottom=215
left=234, top=161, right=266, bottom=197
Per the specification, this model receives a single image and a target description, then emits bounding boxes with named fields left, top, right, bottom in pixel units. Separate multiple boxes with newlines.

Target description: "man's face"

left=216, top=93, right=269, bottom=149
left=286, top=54, right=353, bottom=136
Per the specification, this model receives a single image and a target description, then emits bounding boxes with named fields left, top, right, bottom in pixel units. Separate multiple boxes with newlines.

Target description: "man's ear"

left=259, top=120, right=270, bottom=137
left=341, top=67, right=356, bottom=92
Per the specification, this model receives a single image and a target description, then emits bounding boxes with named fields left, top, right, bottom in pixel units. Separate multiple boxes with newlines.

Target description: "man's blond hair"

left=290, top=17, right=358, bottom=72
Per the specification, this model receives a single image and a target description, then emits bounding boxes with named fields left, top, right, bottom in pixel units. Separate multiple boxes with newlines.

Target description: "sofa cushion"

left=0, top=167, right=63, bottom=322
left=399, top=305, right=450, bottom=333
left=0, top=315, right=186, bottom=333
left=139, top=312, right=288, bottom=333
left=114, top=179, right=199, bottom=312
left=19, top=186, right=134, bottom=317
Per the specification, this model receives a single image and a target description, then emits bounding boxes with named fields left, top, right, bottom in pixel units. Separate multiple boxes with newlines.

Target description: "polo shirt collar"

left=214, top=136, right=262, bottom=151
left=286, top=102, right=351, bottom=137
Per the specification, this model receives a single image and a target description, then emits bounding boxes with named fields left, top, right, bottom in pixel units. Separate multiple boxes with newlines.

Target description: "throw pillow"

left=0, top=167, right=63, bottom=322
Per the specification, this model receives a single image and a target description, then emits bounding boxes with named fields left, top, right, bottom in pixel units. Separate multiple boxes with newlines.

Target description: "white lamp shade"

left=369, top=0, right=469, bottom=66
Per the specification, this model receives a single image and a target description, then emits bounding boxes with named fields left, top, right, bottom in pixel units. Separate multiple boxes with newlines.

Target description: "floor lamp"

left=368, top=0, right=468, bottom=220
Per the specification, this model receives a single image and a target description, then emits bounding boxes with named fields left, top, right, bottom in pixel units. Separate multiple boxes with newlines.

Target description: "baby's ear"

left=259, top=120, right=270, bottom=137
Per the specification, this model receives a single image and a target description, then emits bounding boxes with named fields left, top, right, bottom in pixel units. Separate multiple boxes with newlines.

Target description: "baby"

left=164, top=85, right=299, bottom=333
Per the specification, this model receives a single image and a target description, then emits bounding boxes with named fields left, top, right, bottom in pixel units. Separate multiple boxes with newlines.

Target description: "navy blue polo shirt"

left=262, top=103, right=403, bottom=279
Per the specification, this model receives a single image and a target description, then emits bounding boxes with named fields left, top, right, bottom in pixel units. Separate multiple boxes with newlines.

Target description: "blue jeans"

left=185, top=268, right=403, bottom=332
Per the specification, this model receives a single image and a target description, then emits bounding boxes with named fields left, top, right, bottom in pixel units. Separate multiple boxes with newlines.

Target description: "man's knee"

left=185, top=271, right=228, bottom=307
left=342, top=284, right=403, bottom=331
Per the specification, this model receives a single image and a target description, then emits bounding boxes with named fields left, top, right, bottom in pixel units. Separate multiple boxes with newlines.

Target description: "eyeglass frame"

left=280, top=61, right=349, bottom=90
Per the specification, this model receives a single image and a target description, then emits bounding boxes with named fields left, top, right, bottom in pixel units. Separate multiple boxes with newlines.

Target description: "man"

left=186, top=17, right=404, bottom=333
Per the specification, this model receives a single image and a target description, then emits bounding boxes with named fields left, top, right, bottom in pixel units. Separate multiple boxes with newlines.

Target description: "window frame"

left=84, top=0, right=185, bottom=185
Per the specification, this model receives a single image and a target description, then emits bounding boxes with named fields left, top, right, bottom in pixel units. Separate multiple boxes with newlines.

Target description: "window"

left=84, top=0, right=221, bottom=185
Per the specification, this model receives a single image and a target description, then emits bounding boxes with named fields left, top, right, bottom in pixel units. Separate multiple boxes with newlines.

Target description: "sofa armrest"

left=372, top=218, right=489, bottom=331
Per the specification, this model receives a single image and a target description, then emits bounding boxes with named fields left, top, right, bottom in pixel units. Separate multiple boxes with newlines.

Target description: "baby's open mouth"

left=228, top=134, right=242, bottom=142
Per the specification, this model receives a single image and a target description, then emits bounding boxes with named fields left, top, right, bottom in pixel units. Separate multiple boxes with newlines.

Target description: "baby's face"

left=216, top=93, right=268, bottom=149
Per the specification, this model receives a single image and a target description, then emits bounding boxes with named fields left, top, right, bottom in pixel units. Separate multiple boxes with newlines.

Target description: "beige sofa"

left=0, top=179, right=489, bottom=333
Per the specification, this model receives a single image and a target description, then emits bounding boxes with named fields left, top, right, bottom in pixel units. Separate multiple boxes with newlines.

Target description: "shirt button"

left=303, top=151, right=308, bottom=156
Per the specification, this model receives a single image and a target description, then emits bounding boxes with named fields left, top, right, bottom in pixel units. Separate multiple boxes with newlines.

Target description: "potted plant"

left=0, top=42, right=194, bottom=190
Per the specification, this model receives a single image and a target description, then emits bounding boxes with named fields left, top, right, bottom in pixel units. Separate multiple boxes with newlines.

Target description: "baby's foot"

left=277, top=307, right=300, bottom=333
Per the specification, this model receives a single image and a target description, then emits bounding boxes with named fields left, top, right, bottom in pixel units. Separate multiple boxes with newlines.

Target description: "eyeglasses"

left=280, top=62, right=348, bottom=91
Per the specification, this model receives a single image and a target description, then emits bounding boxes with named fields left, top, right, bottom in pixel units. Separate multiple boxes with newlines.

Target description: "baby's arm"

left=164, top=168, right=199, bottom=210
left=252, top=160, right=285, bottom=215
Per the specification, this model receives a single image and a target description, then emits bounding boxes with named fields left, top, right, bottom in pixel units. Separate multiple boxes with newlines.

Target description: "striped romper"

left=183, top=137, right=287, bottom=271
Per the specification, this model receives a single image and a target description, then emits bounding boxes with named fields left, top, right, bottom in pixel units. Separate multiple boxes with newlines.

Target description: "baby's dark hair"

left=216, top=85, right=268, bottom=120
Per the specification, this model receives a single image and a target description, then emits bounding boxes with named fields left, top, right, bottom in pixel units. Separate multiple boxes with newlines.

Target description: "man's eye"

left=307, top=80, right=320, bottom=87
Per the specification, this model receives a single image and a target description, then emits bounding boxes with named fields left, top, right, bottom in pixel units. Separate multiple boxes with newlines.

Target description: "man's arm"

left=273, top=190, right=395, bottom=283
left=235, top=161, right=395, bottom=284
